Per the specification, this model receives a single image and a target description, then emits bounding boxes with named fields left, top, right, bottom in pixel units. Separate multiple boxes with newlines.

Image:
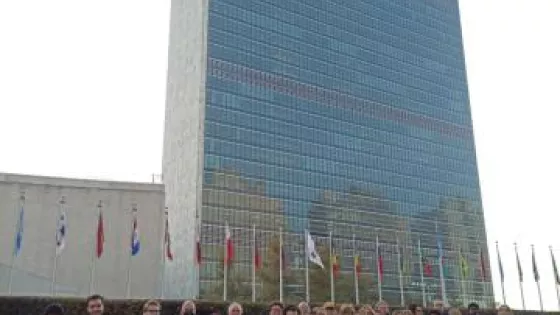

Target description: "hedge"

left=0, top=297, right=557, bottom=315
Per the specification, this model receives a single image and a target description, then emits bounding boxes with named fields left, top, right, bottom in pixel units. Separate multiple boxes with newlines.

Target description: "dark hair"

left=43, top=303, right=65, bottom=315
left=408, top=304, right=419, bottom=313
left=284, top=305, right=300, bottom=315
left=468, top=303, right=479, bottom=310
left=86, top=294, right=104, bottom=306
left=270, top=302, right=284, bottom=310
left=428, top=311, right=440, bottom=315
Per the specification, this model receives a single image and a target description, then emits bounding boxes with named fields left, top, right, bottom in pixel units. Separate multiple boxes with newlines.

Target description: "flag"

left=496, top=242, right=504, bottom=282
left=14, top=205, right=25, bottom=256
left=479, top=247, right=487, bottom=281
left=254, top=237, right=261, bottom=270
left=55, top=211, right=67, bottom=255
left=96, top=210, right=104, bottom=258
left=305, top=230, right=324, bottom=268
left=164, top=211, right=173, bottom=261
left=377, top=236, right=384, bottom=282
left=516, top=245, right=523, bottom=282
left=224, top=223, right=234, bottom=264
left=195, top=232, right=202, bottom=265
left=331, top=254, right=340, bottom=278
left=459, top=249, right=469, bottom=280
left=532, top=246, right=540, bottom=282
left=550, top=247, right=560, bottom=285
left=354, top=254, right=362, bottom=277
left=281, top=244, right=288, bottom=270
left=130, top=210, right=140, bottom=256
left=422, top=256, right=433, bottom=277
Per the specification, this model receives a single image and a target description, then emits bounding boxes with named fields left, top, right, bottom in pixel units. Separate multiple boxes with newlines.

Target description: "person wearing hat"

left=43, top=304, right=65, bottom=315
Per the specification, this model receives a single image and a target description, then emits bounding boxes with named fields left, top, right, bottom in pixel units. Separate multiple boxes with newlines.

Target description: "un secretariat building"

left=163, top=0, right=491, bottom=306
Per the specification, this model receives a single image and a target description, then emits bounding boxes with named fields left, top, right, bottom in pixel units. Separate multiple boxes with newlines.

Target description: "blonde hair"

left=143, top=300, right=161, bottom=311
left=228, top=302, right=243, bottom=315
left=448, top=308, right=461, bottom=315
left=181, top=300, right=196, bottom=314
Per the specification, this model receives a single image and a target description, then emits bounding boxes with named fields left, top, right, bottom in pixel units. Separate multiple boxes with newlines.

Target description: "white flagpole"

left=50, top=196, right=65, bottom=295
left=397, top=236, right=404, bottom=307
left=305, top=230, right=310, bottom=302
left=89, top=200, right=102, bottom=294
left=551, top=247, right=560, bottom=311
left=223, top=222, right=228, bottom=301
left=8, top=193, right=25, bottom=296
left=376, top=233, right=382, bottom=301
left=514, top=243, right=526, bottom=310
left=279, top=226, right=284, bottom=303
left=417, top=239, right=426, bottom=307
left=533, top=245, right=543, bottom=311
left=252, top=224, right=256, bottom=303
left=353, top=234, right=359, bottom=305
left=329, top=230, right=335, bottom=302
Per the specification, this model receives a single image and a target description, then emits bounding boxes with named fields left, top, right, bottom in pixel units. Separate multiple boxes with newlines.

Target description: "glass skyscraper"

left=163, top=0, right=492, bottom=306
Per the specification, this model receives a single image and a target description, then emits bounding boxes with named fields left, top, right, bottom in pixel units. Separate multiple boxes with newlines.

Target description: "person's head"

left=360, top=306, right=374, bottom=315
left=497, top=305, right=510, bottom=312
left=142, top=300, right=161, bottom=315
left=428, top=310, right=440, bottom=315
left=401, top=311, right=413, bottom=315
left=181, top=300, right=196, bottom=315
left=433, top=300, right=444, bottom=310
left=467, top=303, right=480, bottom=315
left=408, top=304, right=422, bottom=315
left=285, top=305, right=301, bottom=315
left=44, top=304, right=65, bottom=315
left=391, top=310, right=401, bottom=315
left=313, top=307, right=326, bottom=315
left=339, top=304, right=354, bottom=315
left=228, top=302, right=243, bottom=315
left=447, top=308, right=461, bottom=315
left=270, top=302, right=284, bottom=315
left=323, top=301, right=337, bottom=315
left=86, top=294, right=104, bottom=315
left=375, top=300, right=389, bottom=315
left=210, top=308, right=221, bottom=315
left=299, top=302, right=311, bottom=315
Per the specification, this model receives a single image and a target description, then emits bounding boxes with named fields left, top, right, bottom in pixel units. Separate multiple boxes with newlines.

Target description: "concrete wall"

left=162, top=0, right=209, bottom=299
left=0, top=173, right=165, bottom=299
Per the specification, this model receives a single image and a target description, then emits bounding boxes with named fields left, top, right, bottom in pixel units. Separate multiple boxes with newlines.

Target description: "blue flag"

left=131, top=216, right=140, bottom=256
left=14, top=206, right=24, bottom=256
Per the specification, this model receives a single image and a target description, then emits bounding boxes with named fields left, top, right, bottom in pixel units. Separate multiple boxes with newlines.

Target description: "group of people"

left=41, top=294, right=514, bottom=315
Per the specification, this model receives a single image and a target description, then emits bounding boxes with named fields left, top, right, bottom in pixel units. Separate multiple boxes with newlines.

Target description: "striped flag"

left=377, top=236, right=384, bottom=282
left=224, top=223, right=234, bottom=264
left=130, top=208, right=140, bottom=256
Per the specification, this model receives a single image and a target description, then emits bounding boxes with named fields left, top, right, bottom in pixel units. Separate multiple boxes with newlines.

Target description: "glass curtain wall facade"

left=195, top=0, right=490, bottom=305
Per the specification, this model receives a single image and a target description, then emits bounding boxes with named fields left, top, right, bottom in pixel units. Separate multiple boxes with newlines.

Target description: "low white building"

left=0, top=173, right=165, bottom=298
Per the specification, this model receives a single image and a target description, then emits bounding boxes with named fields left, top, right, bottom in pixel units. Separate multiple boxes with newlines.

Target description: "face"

left=270, top=305, right=283, bottom=315
left=434, top=303, right=443, bottom=310
left=182, top=302, right=195, bottom=315
left=377, top=304, right=388, bottom=315
left=287, top=311, right=298, bottom=315
left=230, top=306, right=241, bottom=315
left=468, top=307, right=479, bottom=315
left=299, top=304, right=310, bottom=315
left=87, top=298, right=104, bottom=315
left=143, top=304, right=161, bottom=315
left=325, top=307, right=336, bottom=315
left=414, top=307, right=423, bottom=315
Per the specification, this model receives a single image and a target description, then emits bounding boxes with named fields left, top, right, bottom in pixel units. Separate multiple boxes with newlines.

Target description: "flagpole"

left=8, top=193, right=25, bottom=296
left=252, top=224, right=256, bottom=303
left=496, top=242, right=506, bottom=305
left=329, top=230, right=335, bottom=302
left=417, top=239, right=426, bottom=307
left=436, top=222, right=447, bottom=306
left=376, top=233, right=382, bottom=301
left=514, top=242, right=526, bottom=310
left=279, top=226, right=284, bottom=303
left=397, top=237, right=404, bottom=307
left=89, top=200, right=102, bottom=295
left=533, top=245, right=543, bottom=311
left=551, top=246, right=560, bottom=310
left=223, top=222, right=228, bottom=301
left=353, top=234, right=359, bottom=305
left=305, top=229, right=310, bottom=303
left=51, top=196, right=65, bottom=295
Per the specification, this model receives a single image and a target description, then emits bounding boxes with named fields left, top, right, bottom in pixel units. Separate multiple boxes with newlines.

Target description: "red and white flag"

left=164, top=211, right=173, bottom=261
left=225, top=223, right=234, bottom=264
left=96, top=210, right=104, bottom=258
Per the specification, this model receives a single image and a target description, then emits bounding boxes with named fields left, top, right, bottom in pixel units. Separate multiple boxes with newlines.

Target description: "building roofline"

left=0, top=172, right=164, bottom=192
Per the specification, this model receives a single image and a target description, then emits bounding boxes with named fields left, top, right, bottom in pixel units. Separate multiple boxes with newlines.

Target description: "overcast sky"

left=1, top=0, right=559, bottom=310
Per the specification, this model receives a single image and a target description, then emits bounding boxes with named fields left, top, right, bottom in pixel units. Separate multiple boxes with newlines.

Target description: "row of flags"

left=495, top=241, right=559, bottom=284
left=12, top=202, right=175, bottom=261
